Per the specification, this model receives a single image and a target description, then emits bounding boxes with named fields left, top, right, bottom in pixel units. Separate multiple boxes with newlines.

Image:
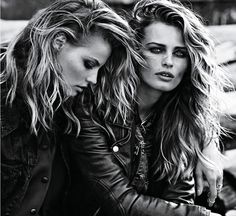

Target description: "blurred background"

left=1, top=0, right=236, bottom=215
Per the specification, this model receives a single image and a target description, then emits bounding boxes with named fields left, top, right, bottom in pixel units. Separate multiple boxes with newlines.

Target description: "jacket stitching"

left=93, top=177, right=127, bottom=216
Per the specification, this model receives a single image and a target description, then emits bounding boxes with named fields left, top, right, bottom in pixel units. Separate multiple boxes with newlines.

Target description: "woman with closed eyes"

left=0, top=1, right=142, bottom=215
left=65, top=0, right=228, bottom=215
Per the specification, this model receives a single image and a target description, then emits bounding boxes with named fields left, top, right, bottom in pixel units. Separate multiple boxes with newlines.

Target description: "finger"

left=208, top=179, right=217, bottom=207
left=195, top=169, right=203, bottom=196
left=216, top=174, right=223, bottom=194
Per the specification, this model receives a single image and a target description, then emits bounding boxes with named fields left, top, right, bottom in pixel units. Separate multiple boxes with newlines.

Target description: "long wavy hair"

left=132, top=0, right=231, bottom=183
left=1, top=0, right=141, bottom=135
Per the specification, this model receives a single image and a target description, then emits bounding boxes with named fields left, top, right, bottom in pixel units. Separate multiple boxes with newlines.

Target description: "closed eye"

left=83, top=59, right=99, bottom=70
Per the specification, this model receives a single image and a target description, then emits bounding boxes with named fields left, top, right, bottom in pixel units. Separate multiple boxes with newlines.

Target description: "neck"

left=138, top=82, right=162, bottom=121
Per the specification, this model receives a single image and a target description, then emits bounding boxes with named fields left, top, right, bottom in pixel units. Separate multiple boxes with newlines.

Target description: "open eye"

left=174, top=49, right=188, bottom=58
left=83, top=59, right=98, bottom=70
left=149, top=47, right=163, bottom=54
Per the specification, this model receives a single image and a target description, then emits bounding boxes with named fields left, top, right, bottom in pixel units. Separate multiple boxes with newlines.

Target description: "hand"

left=195, top=142, right=223, bottom=207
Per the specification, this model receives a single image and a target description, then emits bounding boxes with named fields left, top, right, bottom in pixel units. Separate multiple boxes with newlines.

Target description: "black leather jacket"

left=65, top=100, right=210, bottom=216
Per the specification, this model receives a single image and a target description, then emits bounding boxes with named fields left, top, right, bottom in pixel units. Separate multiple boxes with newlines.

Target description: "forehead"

left=79, top=33, right=112, bottom=62
left=143, top=21, right=185, bottom=47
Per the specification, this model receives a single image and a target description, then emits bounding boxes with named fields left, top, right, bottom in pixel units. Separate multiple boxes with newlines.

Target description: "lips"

left=155, top=71, right=174, bottom=78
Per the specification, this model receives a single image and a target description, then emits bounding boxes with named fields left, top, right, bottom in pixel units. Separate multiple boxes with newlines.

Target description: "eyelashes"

left=84, top=60, right=96, bottom=69
left=83, top=59, right=99, bottom=70
left=173, top=50, right=188, bottom=58
left=149, top=47, right=162, bottom=54
left=148, top=46, right=188, bottom=58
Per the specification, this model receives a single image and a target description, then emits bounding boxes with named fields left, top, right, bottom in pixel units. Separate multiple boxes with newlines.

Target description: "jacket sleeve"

left=162, top=175, right=196, bottom=204
left=147, top=175, right=196, bottom=205
left=68, top=109, right=210, bottom=216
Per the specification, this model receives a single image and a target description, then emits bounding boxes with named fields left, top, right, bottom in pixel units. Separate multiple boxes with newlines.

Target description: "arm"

left=149, top=139, right=223, bottom=207
left=68, top=108, right=210, bottom=216
left=151, top=175, right=196, bottom=205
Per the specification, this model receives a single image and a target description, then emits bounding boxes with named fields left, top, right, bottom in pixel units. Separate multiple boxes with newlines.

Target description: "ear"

left=53, top=33, right=67, bottom=51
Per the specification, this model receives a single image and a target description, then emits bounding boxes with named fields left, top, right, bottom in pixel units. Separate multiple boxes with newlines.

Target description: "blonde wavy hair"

left=132, top=0, right=231, bottom=183
left=1, top=0, right=141, bottom=135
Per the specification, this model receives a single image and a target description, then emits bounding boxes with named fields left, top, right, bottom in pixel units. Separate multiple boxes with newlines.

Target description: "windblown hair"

left=0, top=0, right=141, bottom=135
left=132, top=0, right=230, bottom=183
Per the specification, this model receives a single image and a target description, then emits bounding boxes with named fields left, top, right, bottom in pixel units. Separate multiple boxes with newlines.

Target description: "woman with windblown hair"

left=0, top=1, right=141, bottom=215
left=131, top=0, right=229, bottom=208
left=66, top=0, right=228, bottom=215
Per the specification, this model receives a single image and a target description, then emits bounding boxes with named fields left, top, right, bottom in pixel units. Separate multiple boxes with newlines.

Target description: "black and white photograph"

left=1, top=0, right=236, bottom=216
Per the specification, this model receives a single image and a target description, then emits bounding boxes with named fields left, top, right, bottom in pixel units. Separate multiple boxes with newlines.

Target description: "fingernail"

left=197, top=189, right=201, bottom=196
left=209, top=203, right=213, bottom=207
left=208, top=202, right=214, bottom=207
left=207, top=198, right=215, bottom=207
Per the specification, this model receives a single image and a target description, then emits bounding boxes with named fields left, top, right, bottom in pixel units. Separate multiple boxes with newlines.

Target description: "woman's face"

left=58, top=33, right=111, bottom=96
left=140, top=21, right=189, bottom=93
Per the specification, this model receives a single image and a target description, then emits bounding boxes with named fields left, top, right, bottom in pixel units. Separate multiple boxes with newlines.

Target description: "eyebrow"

left=146, top=42, right=165, bottom=47
left=146, top=42, right=187, bottom=50
left=175, top=47, right=187, bottom=50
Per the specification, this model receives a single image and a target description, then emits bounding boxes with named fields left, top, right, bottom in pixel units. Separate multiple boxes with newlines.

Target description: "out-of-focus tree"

left=1, top=0, right=236, bottom=25
left=1, top=0, right=53, bottom=20
left=104, top=0, right=134, bottom=4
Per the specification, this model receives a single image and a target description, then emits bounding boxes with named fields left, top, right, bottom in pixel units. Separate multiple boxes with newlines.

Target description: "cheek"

left=68, top=59, right=84, bottom=76
left=143, top=55, right=160, bottom=72
left=140, top=65, right=153, bottom=81
left=176, top=59, right=188, bottom=78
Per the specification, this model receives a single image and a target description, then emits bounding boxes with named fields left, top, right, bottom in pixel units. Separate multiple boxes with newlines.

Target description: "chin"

left=154, top=85, right=176, bottom=93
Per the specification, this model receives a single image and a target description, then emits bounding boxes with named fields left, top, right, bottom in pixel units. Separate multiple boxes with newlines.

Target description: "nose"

left=86, top=69, right=98, bottom=85
left=162, top=54, right=173, bottom=68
